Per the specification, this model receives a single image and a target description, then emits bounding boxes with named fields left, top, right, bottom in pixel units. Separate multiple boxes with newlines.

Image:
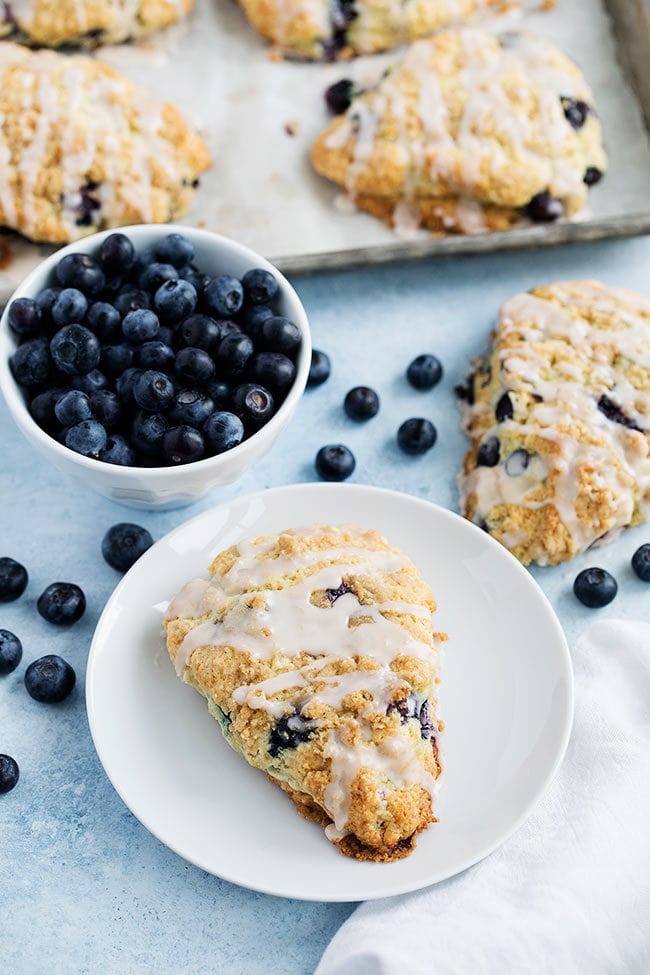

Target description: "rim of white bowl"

left=0, top=225, right=311, bottom=479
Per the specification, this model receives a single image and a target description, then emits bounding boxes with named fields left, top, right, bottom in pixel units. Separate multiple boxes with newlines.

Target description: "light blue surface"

left=2, top=235, right=650, bottom=975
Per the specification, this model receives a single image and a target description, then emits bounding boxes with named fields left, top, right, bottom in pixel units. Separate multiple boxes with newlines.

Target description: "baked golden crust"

left=458, top=281, right=650, bottom=565
left=0, top=43, right=211, bottom=243
left=165, top=524, right=445, bottom=862
left=311, top=29, right=607, bottom=233
left=239, top=0, right=509, bottom=60
left=0, top=0, right=192, bottom=47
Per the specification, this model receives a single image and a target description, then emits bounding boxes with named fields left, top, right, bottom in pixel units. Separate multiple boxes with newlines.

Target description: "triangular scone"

left=239, top=0, right=510, bottom=60
left=0, top=0, right=192, bottom=47
left=458, top=281, right=650, bottom=566
left=0, top=44, right=211, bottom=243
left=311, top=30, right=607, bottom=234
left=165, top=524, right=444, bottom=862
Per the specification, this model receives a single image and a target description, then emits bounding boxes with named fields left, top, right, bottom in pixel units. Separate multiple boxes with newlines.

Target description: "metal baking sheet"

left=1, top=0, right=650, bottom=290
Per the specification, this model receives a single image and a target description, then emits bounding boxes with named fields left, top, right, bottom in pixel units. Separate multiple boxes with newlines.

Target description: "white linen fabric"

left=316, top=620, right=650, bottom=975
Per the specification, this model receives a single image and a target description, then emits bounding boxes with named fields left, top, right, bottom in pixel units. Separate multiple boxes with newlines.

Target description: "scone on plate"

left=0, top=43, right=211, bottom=243
left=239, top=0, right=509, bottom=61
left=165, top=524, right=444, bottom=862
left=0, top=0, right=192, bottom=47
left=458, top=281, right=650, bottom=566
left=311, top=29, right=607, bottom=234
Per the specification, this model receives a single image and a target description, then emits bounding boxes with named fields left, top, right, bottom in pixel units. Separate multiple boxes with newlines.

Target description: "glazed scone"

left=457, top=281, right=650, bottom=566
left=311, top=30, right=607, bottom=234
left=239, top=0, right=509, bottom=61
left=0, top=0, right=192, bottom=47
left=0, top=43, right=211, bottom=243
left=165, top=525, right=444, bottom=862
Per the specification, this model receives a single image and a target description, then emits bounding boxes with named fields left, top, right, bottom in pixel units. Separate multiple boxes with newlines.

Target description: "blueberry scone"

left=239, top=0, right=509, bottom=61
left=0, top=43, right=211, bottom=243
left=165, top=524, right=444, bottom=862
left=457, top=281, right=650, bottom=566
left=311, top=30, right=607, bottom=234
left=0, top=0, right=192, bottom=47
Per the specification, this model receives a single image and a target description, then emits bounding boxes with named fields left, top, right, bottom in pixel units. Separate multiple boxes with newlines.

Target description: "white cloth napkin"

left=316, top=620, right=650, bottom=975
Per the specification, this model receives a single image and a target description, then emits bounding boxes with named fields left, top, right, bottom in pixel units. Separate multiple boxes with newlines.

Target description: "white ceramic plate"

left=86, top=484, right=573, bottom=902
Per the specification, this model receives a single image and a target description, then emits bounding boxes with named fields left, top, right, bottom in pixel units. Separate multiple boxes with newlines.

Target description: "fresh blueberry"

left=100, top=434, right=135, bottom=467
left=25, top=654, right=76, bottom=702
left=113, top=288, right=150, bottom=318
left=344, top=386, right=379, bottom=421
left=397, top=418, right=437, bottom=455
left=307, top=349, right=331, bottom=388
left=216, top=320, right=242, bottom=339
left=242, top=268, right=279, bottom=306
left=0, top=557, right=28, bottom=602
left=203, top=411, right=244, bottom=454
left=325, top=78, right=355, bottom=114
left=169, top=389, right=215, bottom=427
left=139, top=262, right=178, bottom=293
left=98, top=233, right=135, bottom=275
left=133, top=370, right=175, bottom=411
left=86, top=302, right=122, bottom=343
left=505, top=448, right=530, bottom=476
left=122, top=308, right=160, bottom=344
left=260, top=316, right=301, bottom=358
left=476, top=436, right=500, bottom=467
left=631, top=544, right=650, bottom=582
left=101, top=523, right=154, bottom=572
left=131, top=411, right=169, bottom=456
left=216, top=333, right=254, bottom=378
left=231, top=383, right=274, bottom=430
left=154, top=279, right=197, bottom=323
left=157, top=325, right=175, bottom=348
left=525, top=191, right=564, bottom=222
left=65, top=419, right=107, bottom=457
left=179, top=265, right=210, bottom=293
left=204, top=380, right=231, bottom=409
left=268, top=711, right=313, bottom=757
left=115, top=367, right=143, bottom=404
left=249, top=352, right=295, bottom=394
left=89, top=389, right=121, bottom=430
left=0, top=630, right=22, bottom=675
left=315, top=444, right=355, bottom=481
left=55, top=253, right=105, bottom=295
left=162, top=425, right=205, bottom=465
left=101, top=342, right=135, bottom=378
left=51, top=288, right=88, bottom=327
left=50, top=324, right=100, bottom=375
left=175, top=347, right=216, bottom=385
left=154, top=233, right=194, bottom=268
left=30, top=388, right=65, bottom=431
left=69, top=369, right=109, bottom=395
left=584, top=167, right=603, bottom=186
left=37, top=583, right=86, bottom=625
left=495, top=392, right=514, bottom=422
left=137, top=339, right=175, bottom=371
left=573, top=567, right=617, bottom=608
left=406, top=354, right=443, bottom=390
left=0, top=755, right=19, bottom=794
left=54, top=389, right=92, bottom=426
left=8, top=297, right=41, bottom=337
left=178, top=313, right=222, bottom=353
left=35, top=287, right=62, bottom=328
left=204, top=275, right=244, bottom=317
left=561, top=96, right=590, bottom=129
left=10, top=338, right=51, bottom=386
left=242, top=303, right=273, bottom=341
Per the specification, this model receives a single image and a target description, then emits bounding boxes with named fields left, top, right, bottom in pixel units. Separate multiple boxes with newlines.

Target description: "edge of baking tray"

left=272, top=213, right=650, bottom=275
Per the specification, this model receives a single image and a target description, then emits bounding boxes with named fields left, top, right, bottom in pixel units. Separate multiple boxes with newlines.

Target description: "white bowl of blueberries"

left=0, top=226, right=311, bottom=509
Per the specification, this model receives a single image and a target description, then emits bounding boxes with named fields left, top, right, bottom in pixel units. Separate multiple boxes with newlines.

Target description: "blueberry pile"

left=8, top=233, right=302, bottom=467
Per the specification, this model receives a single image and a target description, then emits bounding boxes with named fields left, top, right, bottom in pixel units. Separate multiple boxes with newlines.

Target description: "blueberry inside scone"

left=239, top=0, right=508, bottom=60
left=165, top=524, right=444, bottom=862
left=457, top=281, right=650, bottom=565
left=311, top=29, right=607, bottom=234
left=0, top=0, right=192, bottom=47
left=0, top=43, right=211, bottom=243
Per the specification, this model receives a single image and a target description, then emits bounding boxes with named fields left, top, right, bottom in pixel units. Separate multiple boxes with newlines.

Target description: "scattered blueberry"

left=25, top=654, right=76, bottom=702
left=101, top=523, right=154, bottom=572
left=325, top=78, right=356, bottom=115
left=573, top=567, right=617, bottom=608
left=307, top=349, right=331, bottom=388
left=50, top=324, right=100, bottom=375
left=154, top=232, right=194, bottom=268
left=169, top=389, right=215, bottom=427
left=54, top=389, right=92, bottom=426
left=179, top=314, right=222, bottom=354
left=154, top=279, right=197, bottom=323
left=204, top=275, right=244, bottom=317
left=89, top=389, right=121, bottom=430
left=133, top=370, right=175, bottom=412
left=203, top=411, right=244, bottom=454
left=51, top=288, right=88, bottom=328
left=55, top=253, right=105, bottom=294
left=526, top=191, right=564, bottom=223
left=315, top=444, right=355, bottom=481
left=0, top=630, right=22, bottom=674
left=10, top=338, right=51, bottom=386
left=0, top=755, right=19, bottom=794
left=122, top=308, right=160, bottom=344
left=8, top=297, right=41, bottom=337
left=100, top=434, right=135, bottom=466
left=131, top=411, right=169, bottom=456
left=249, top=352, right=295, bottom=393
left=162, top=425, right=205, bottom=465
left=175, top=346, right=216, bottom=385
left=476, top=436, right=500, bottom=467
left=215, top=333, right=254, bottom=378
left=231, top=383, right=274, bottom=430
left=260, top=316, right=301, bottom=358
left=137, top=339, right=175, bottom=371
left=583, top=167, right=603, bottom=186
left=37, top=582, right=86, bottom=624
left=406, top=354, right=443, bottom=390
left=98, top=233, right=135, bottom=275
left=495, top=392, right=514, bottom=422
left=344, top=386, right=379, bottom=421
left=397, top=418, right=437, bottom=455
left=65, top=418, right=107, bottom=457
left=242, top=268, right=279, bottom=306
left=0, top=558, right=28, bottom=602
left=631, top=544, right=650, bottom=582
